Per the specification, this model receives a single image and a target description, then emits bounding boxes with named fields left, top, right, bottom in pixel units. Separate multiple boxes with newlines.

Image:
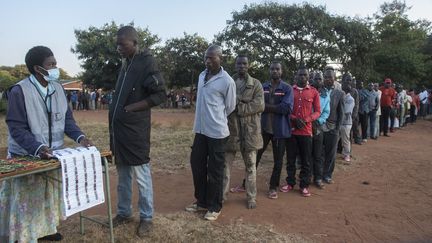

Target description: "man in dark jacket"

left=322, top=69, right=345, bottom=184
left=109, top=26, right=166, bottom=237
left=257, top=61, right=294, bottom=199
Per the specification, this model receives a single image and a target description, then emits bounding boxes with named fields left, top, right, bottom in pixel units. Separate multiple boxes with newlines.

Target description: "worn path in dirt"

left=75, top=110, right=432, bottom=242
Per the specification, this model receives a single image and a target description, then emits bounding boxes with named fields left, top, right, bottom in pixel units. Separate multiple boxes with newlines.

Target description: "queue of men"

left=184, top=44, right=428, bottom=222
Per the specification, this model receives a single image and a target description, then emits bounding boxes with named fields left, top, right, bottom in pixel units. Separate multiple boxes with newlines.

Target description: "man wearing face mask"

left=109, top=26, right=167, bottom=237
left=280, top=66, right=320, bottom=197
left=1, top=46, right=92, bottom=242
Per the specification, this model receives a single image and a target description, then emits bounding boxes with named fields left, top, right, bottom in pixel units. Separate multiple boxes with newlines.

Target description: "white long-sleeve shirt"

left=193, top=67, right=236, bottom=139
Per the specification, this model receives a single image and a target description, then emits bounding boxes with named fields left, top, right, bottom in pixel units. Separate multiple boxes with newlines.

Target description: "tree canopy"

left=157, top=33, right=209, bottom=88
left=71, top=22, right=160, bottom=89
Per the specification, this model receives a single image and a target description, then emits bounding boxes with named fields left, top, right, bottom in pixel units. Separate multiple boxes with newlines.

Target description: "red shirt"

left=379, top=87, right=397, bottom=107
left=290, top=85, right=321, bottom=136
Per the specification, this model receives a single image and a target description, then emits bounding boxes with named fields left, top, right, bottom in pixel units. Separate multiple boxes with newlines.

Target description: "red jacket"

left=379, top=87, right=397, bottom=107
left=290, top=85, right=321, bottom=136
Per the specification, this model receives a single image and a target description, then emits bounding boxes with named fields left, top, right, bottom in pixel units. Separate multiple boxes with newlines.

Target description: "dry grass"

left=0, top=114, right=311, bottom=242
left=59, top=212, right=311, bottom=243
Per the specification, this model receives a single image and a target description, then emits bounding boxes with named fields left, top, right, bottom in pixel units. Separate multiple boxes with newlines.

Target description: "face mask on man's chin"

left=38, top=67, right=60, bottom=82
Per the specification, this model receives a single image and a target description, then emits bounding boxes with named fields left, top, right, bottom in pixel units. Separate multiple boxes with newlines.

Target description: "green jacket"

left=227, top=73, right=264, bottom=152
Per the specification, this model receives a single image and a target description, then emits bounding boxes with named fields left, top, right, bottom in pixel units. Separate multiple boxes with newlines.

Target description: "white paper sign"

left=53, top=146, right=105, bottom=217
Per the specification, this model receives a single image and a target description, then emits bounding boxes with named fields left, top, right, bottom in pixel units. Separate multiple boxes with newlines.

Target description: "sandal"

left=230, top=185, right=246, bottom=193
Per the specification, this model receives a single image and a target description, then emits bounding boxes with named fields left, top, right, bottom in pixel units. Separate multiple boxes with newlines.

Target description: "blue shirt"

left=261, top=80, right=294, bottom=138
left=317, top=89, right=330, bottom=125
left=193, top=67, right=236, bottom=139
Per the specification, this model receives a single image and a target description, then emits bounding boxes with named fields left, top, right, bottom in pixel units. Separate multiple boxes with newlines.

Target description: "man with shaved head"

left=109, top=26, right=167, bottom=237
left=185, top=45, right=236, bottom=221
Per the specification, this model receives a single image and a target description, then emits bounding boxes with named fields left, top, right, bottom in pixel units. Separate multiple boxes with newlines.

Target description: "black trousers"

left=190, top=133, right=227, bottom=212
left=256, top=132, right=286, bottom=190
left=359, top=112, right=369, bottom=140
left=351, top=115, right=361, bottom=143
left=380, top=106, right=391, bottom=135
left=390, top=108, right=396, bottom=130
left=311, top=132, right=324, bottom=182
left=323, top=129, right=339, bottom=180
left=285, top=135, right=312, bottom=189
left=410, top=106, right=417, bottom=123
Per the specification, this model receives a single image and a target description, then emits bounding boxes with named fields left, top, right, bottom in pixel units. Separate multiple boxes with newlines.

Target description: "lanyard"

left=28, top=78, right=55, bottom=147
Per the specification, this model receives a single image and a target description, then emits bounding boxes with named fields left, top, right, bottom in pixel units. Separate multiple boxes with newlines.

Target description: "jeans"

left=311, top=132, right=324, bottom=182
left=256, top=132, right=286, bottom=190
left=190, top=133, right=227, bottom=212
left=390, top=108, right=396, bottom=129
left=351, top=115, right=361, bottom=143
left=116, top=163, right=153, bottom=220
left=223, top=150, right=257, bottom=203
left=340, top=125, right=352, bottom=156
left=359, top=112, right=369, bottom=140
left=399, top=106, right=406, bottom=127
left=380, top=106, right=391, bottom=135
left=286, top=135, right=312, bottom=188
left=368, top=110, right=377, bottom=138
left=323, top=129, right=339, bottom=180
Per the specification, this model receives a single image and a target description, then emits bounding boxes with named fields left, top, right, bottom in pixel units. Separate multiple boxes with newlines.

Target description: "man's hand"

left=79, top=137, right=93, bottom=147
left=38, top=146, right=54, bottom=159
left=124, top=100, right=149, bottom=112
left=294, top=118, right=306, bottom=129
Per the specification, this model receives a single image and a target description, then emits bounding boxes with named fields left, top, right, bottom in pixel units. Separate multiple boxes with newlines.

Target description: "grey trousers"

left=223, top=150, right=257, bottom=203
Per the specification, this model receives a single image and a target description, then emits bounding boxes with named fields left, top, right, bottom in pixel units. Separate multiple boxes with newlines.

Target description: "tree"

left=0, top=64, right=29, bottom=81
left=72, top=22, right=160, bottom=89
left=59, top=68, right=72, bottom=80
left=157, top=33, right=209, bottom=88
left=0, top=70, right=17, bottom=91
left=371, top=0, right=431, bottom=87
left=332, top=17, right=375, bottom=81
left=216, top=2, right=341, bottom=81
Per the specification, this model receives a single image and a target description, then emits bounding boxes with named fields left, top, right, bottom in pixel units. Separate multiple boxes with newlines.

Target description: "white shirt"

left=419, top=90, right=429, bottom=104
left=193, top=67, right=236, bottom=139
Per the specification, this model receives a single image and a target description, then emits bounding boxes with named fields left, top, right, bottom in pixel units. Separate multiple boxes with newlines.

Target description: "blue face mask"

left=39, top=67, right=60, bottom=81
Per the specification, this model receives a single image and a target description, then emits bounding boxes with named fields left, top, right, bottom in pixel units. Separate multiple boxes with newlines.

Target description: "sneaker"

left=323, top=178, right=334, bottom=184
left=344, top=155, right=351, bottom=162
left=112, top=215, right=133, bottom=227
left=301, top=187, right=311, bottom=197
left=185, top=202, right=207, bottom=212
left=136, top=220, right=153, bottom=237
left=230, top=184, right=246, bottom=193
left=315, top=180, right=325, bottom=189
left=268, top=189, right=278, bottom=199
left=204, top=211, right=221, bottom=221
left=280, top=184, right=294, bottom=193
left=38, top=233, right=63, bottom=241
left=362, top=139, right=367, bottom=143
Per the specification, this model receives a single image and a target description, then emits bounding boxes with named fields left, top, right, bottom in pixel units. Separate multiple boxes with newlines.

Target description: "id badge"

left=54, top=112, right=63, bottom=121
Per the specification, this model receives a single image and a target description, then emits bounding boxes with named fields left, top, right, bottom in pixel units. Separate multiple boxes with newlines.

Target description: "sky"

left=1, top=0, right=431, bottom=76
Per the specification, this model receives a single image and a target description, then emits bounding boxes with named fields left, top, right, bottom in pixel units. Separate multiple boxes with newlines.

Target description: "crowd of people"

left=66, top=89, right=113, bottom=111
left=1, top=24, right=432, bottom=242
left=184, top=45, right=432, bottom=223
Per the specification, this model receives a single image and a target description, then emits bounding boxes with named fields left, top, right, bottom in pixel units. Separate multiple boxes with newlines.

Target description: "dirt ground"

left=67, top=110, right=432, bottom=242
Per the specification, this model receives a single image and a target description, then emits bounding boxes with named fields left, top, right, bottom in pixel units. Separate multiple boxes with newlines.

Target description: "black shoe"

left=38, top=233, right=63, bottom=241
left=112, top=215, right=133, bottom=227
left=384, top=134, right=390, bottom=137
left=137, top=220, right=153, bottom=237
